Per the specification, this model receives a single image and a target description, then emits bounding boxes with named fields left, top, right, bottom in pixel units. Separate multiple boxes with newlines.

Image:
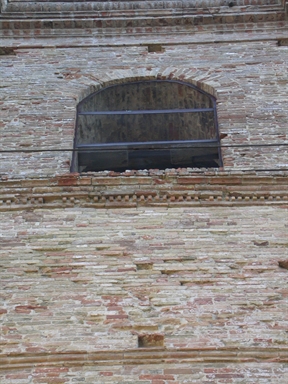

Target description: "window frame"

left=71, top=80, right=222, bottom=172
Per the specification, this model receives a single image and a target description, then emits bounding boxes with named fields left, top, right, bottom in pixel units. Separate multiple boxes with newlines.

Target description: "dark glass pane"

left=79, top=81, right=213, bottom=112
left=78, top=150, right=128, bottom=172
left=77, top=145, right=220, bottom=172
left=73, top=81, right=221, bottom=172
left=77, top=111, right=216, bottom=145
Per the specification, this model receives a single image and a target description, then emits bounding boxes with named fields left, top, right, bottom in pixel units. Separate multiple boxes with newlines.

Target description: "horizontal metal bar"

left=78, top=108, right=214, bottom=115
left=76, top=139, right=219, bottom=150
left=1, top=143, right=287, bottom=153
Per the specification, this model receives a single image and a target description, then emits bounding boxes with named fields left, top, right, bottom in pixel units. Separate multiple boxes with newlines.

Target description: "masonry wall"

left=1, top=35, right=288, bottom=177
left=1, top=203, right=288, bottom=382
left=1, top=2, right=288, bottom=382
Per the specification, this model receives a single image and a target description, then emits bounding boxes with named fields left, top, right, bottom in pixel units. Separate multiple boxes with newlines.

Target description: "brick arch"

left=76, top=69, right=218, bottom=105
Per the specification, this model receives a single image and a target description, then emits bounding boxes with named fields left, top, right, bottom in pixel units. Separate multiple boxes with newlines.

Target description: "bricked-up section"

left=279, top=260, right=288, bottom=269
left=138, top=334, right=164, bottom=347
left=0, top=47, right=15, bottom=55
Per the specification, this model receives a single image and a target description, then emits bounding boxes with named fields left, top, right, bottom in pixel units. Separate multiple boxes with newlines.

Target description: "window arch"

left=72, top=80, right=222, bottom=172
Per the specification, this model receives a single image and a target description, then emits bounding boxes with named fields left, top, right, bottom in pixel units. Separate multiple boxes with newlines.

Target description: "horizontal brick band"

left=0, top=173, right=288, bottom=211
left=2, top=0, right=283, bottom=13
left=1, top=347, right=288, bottom=370
left=0, top=10, right=286, bottom=32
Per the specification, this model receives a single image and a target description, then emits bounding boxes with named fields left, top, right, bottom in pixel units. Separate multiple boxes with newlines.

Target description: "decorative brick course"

left=0, top=0, right=286, bottom=33
left=1, top=173, right=288, bottom=210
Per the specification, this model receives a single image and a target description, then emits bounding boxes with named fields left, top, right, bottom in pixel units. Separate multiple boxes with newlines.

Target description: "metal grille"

left=72, top=80, right=222, bottom=172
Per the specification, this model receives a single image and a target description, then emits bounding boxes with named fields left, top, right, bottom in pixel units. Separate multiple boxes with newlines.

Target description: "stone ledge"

left=1, top=347, right=288, bottom=370
left=0, top=10, right=286, bottom=31
left=1, top=22, right=287, bottom=43
left=1, top=0, right=283, bottom=13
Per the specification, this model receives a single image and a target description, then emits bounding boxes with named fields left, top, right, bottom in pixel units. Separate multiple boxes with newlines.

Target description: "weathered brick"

left=0, top=2, right=288, bottom=383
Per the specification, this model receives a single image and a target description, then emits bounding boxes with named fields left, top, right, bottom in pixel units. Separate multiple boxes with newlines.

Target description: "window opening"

left=72, top=80, right=222, bottom=172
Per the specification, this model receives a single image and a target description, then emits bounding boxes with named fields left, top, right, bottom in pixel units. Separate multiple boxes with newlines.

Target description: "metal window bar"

left=76, top=139, right=219, bottom=150
left=78, top=108, right=214, bottom=115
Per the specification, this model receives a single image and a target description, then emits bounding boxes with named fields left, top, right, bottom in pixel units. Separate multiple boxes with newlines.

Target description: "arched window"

left=72, top=80, right=222, bottom=172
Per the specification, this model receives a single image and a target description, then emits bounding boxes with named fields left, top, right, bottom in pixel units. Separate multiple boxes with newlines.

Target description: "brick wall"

left=1, top=37, right=288, bottom=177
left=1, top=203, right=288, bottom=382
left=0, top=6, right=288, bottom=383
